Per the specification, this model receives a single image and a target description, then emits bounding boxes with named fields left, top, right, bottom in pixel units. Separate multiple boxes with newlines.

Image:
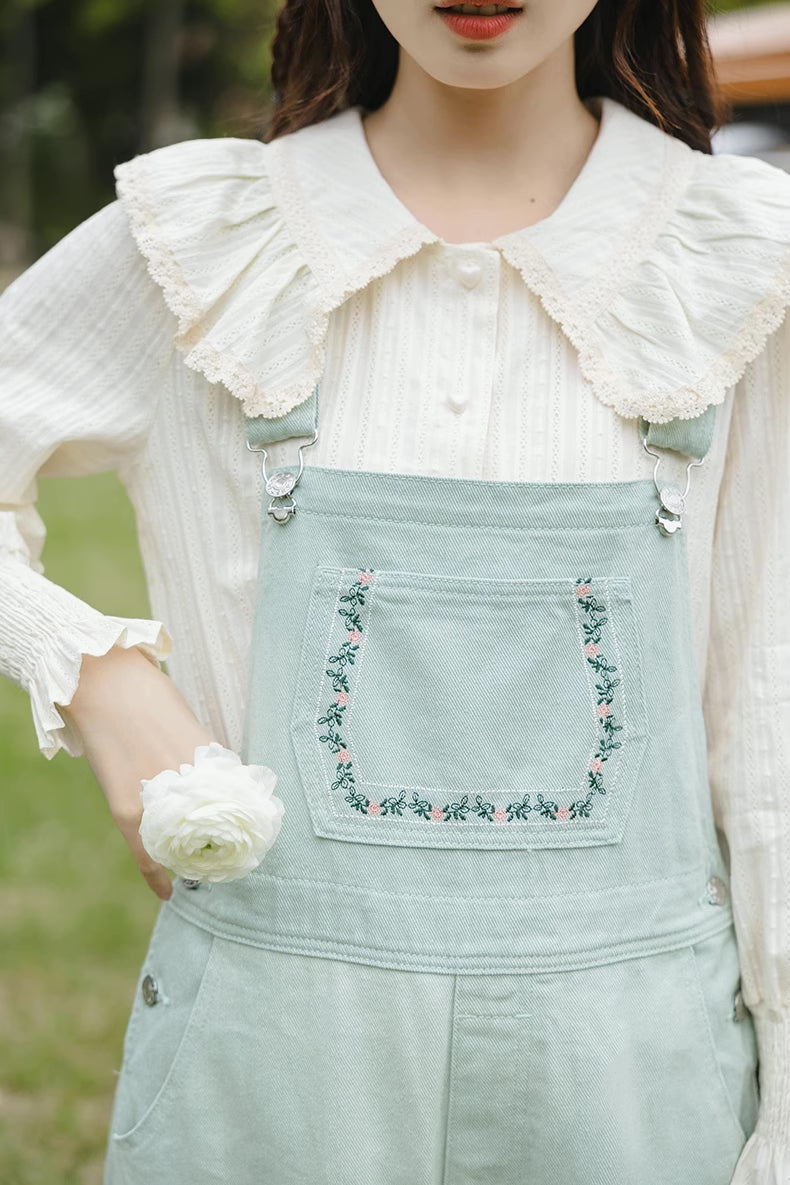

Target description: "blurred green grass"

left=0, top=473, right=161, bottom=1185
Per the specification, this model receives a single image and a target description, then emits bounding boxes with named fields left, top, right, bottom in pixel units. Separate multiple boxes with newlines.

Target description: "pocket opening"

left=110, top=920, right=217, bottom=1148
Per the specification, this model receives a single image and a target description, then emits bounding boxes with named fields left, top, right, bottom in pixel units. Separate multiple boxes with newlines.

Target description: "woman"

left=1, top=0, right=788, bottom=1181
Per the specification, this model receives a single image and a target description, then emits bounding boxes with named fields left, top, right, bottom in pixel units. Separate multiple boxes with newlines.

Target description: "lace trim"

left=503, top=234, right=790, bottom=424
left=114, top=157, right=206, bottom=340
left=117, top=135, right=790, bottom=424
left=184, top=317, right=326, bottom=421
left=500, top=137, right=790, bottom=423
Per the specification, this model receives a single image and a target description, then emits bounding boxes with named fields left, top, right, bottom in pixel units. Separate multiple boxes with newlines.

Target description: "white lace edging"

left=498, top=136, right=790, bottom=425
left=537, top=247, right=790, bottom=424
left=114, top=158, right=206, bottom=340
left=116, top=133, right=790, bottom=426
left=115, top=150, right=329, bottom=419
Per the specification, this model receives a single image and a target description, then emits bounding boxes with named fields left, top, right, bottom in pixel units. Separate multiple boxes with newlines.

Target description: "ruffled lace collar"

left=114, top=93, right=790, bottom=423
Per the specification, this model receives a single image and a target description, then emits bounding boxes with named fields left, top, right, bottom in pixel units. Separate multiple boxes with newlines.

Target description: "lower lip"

left=437, top=9, right=521, bottom=40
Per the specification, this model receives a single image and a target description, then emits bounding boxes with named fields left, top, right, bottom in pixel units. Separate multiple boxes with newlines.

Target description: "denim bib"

left=168, top=391, right=733, bottom=975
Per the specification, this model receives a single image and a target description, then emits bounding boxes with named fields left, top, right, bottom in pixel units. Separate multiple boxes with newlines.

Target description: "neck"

left=361, top=41, right=601, bottom=242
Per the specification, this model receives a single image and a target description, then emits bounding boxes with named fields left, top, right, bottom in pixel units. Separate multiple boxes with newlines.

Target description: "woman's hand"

left=58, top=644, right=214, bottom=899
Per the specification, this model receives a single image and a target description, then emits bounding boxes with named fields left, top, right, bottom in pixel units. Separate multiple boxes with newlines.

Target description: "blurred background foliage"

left=0, top=1, right=785, bottom=1181
left=0, top=0, right=279, bottom=276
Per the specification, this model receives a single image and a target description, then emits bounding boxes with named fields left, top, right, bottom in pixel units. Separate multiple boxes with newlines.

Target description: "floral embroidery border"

left=316, top=572, right=623, bottom=825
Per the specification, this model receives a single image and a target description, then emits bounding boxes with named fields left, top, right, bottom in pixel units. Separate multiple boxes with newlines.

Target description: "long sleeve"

left=704, top=308, right=790, bottom=1181
left=0, top=200, right=174, bottom=760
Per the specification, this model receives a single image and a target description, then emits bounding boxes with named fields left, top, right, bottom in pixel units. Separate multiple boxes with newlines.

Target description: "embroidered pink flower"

left=367, top=801, right=381, bottom=816
left=337, top=748, right=351, bottom=764
left=576, top=583, right=591, bottom=599
left=358, top=571, right=373, bottom=585
left=590, top=758, right=603, bottom=773
left=556, top=806, right=572, bottom=822
left=584, top=642, right=600, bottom=658
left=335, top=691, right=350, bottom=706
left=430, top=806, right=445, bottom=822
left=493, top=808, right=508, bottom=824
left=596, top=702, right=611, bottom=719
left=347, top=628, right=363, bottom=644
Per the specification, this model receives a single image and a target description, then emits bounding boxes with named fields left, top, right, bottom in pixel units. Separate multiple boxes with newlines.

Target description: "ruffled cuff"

left=32, top=615, right=172, bottom=760
left=731, top=1132, right=790, bottom=1184
left=732, top=1013, right=790, bottom=1184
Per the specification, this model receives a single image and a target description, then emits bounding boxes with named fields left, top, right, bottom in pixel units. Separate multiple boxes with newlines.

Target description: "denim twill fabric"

left=170, top=387, right=734, bottom=973
left=103, top=387, right=759, bottom=1183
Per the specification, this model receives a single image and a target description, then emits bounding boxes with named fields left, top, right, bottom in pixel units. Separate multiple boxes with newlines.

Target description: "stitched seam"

left=345, top=570, right=377, bottom=798
left=168, top=901, right=734, bottom=974
left=243, top=866, right=706, bottom=904
left=301, top=508, right=649, bottom=531
left=314, top=573, right=344, bottom=819
left=441, top=976, right=458, bottom=1185
left=604, top=579, right=630, bottom=821
left=688, top=944, right=748, bottom=1145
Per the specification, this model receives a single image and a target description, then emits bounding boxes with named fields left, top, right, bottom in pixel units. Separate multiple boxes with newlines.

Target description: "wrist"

left=59, top=643, right=163, bottom=725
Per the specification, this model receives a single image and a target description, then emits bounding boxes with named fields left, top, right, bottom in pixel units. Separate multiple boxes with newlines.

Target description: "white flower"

left=138, top=742, right=284, bottom=883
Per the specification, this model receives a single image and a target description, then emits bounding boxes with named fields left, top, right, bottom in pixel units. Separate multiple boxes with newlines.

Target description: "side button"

left=141, top=974, right=160, bottom=1007
left=733, top=988, right=748, bottom=1022
left=705, top=876, right=729, bottom=906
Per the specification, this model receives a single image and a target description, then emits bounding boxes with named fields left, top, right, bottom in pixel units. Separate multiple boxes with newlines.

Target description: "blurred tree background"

left=0, top=0, right=280, bottom=283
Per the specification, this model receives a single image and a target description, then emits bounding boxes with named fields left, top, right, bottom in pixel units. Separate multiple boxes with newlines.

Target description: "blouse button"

left=456, top=260, right=482, bottom=289
left=447, top=391, right=468, bottom=414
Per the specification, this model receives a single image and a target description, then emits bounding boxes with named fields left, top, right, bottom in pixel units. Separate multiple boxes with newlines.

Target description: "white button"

left=456, top=260, right=482, bottom=289
left=447, top=392, right=468, bottom=414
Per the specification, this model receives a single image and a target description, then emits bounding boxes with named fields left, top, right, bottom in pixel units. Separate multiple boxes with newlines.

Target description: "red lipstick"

left=434, top=3, right=523, bottom=41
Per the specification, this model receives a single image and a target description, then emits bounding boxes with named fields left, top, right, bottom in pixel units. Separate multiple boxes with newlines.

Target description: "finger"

left=139, top=861, right=174, bottom=901
left=118, top=817, right=174, bottom=900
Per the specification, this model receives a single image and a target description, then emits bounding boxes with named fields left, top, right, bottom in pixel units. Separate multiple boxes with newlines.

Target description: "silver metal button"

left=706, top=876, right=729, bottom=906
left=659, top=485, right=685, bottom=516
left=142, top=974, right=160, bottom=1007
left=733, top=989, right=747, bottom=1022
left=265, top=471, right=297, bottom=497
left=456, top=260, right=482, bottom=289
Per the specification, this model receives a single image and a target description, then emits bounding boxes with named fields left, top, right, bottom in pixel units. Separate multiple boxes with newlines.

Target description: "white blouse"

left=1, top=94, right=789, bottom=1179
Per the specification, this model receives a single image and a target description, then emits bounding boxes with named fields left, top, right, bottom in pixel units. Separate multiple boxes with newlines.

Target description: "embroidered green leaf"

left=318, top=572, right=624, bottom=829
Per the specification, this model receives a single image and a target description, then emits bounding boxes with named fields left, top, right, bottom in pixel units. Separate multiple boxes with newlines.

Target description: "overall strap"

left=243, top=386, right=320, bottom=525
left=243, top=385, right=320, bottom=449
left=638, top=403, right=717, bottom=461
left=638, top=404, right=717, bottom=537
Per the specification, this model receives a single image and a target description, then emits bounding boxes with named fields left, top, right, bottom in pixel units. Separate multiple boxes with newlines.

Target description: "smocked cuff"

left=731, top=1012, right=790, bottom=1184
left=30, top=615, right=172, bottom=759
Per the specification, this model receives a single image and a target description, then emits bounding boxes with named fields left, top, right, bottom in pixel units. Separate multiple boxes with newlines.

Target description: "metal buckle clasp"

left=246, top=430, right=318, bottom=525
left=639, top=429, right=705, bottom=536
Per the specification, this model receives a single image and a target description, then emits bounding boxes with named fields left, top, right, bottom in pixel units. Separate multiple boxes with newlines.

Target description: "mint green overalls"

left=104, top=389, right=759, bottom=1185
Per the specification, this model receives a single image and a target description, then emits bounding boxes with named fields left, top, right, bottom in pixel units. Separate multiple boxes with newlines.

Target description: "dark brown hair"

left=265, top=0, right=727, bottom=153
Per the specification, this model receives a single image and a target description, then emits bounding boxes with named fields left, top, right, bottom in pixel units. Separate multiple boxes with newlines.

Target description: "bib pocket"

left=291, top=566, right=649, bottom=849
